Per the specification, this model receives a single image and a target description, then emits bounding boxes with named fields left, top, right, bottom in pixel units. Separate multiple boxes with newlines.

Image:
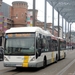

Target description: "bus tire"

left=43, top=56, right=47, bottom=68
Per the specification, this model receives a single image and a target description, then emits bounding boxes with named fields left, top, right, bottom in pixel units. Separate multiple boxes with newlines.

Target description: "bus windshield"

left=4, top=33, right=35, bottom=55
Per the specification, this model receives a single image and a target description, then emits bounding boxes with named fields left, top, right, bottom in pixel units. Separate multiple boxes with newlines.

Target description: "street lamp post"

left=65, top=20, right=66, bottom=40
left=33, top=0, right=36, bottom=27
left=58, top=12, right=60, bottom=60
left=70, top=23, right=71, bottom=49
left=0, top=0, right=2, bottom=6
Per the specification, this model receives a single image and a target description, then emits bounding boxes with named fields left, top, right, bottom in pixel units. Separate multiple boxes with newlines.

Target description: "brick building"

left=10, top=1, right=28, bottom=27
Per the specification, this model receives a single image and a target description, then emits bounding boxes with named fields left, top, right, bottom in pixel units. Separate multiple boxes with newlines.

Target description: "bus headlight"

left=4, top=57, right=9, bottom=61
left=30, top=57, right=35, bottom=61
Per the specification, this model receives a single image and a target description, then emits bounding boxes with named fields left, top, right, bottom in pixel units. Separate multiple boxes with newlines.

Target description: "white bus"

left=4, top=27, right=66, bottom=68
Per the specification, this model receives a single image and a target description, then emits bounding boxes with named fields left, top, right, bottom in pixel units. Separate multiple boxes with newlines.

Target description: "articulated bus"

left=4, top=27, right=67, bottom=68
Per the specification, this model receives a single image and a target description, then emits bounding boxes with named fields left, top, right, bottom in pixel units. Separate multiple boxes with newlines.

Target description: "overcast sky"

left=3, top=0, right=75, bottom=31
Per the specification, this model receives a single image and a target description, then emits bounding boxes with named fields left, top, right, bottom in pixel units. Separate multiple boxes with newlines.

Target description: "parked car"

left=0, top=46, right=4, bottom=61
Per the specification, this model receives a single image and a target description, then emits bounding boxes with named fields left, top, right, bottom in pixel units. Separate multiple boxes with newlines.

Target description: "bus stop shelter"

left=33, top=0, right=75, bottom=59
left=47, top=0, right=75, bottom=22
left=33, top=0, right=75, bottom=37
left=47, top=0, right=75, bottom=37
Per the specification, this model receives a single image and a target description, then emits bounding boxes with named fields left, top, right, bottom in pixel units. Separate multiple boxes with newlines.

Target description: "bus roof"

left=5, top=27, right=57, bottom=39
left=5, top=27, right=44, bottom=33
left=57, top=37, right=65, bottom=41
left=5, top=27, right=53, bottom=36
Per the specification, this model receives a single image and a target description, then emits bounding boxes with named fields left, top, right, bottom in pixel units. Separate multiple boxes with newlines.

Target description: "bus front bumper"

left=4, top=62, right=39, bottom=68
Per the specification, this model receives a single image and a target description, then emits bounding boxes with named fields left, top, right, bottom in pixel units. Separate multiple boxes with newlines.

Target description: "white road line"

left=56, top=59, right=75, bottom=75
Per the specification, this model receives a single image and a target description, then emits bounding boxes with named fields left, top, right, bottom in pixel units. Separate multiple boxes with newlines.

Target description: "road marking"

left=56, top=59, right=75, bottom=75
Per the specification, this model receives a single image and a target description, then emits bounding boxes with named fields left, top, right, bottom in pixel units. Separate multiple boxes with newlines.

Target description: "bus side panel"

left=36, top=51, right=58, bottom=67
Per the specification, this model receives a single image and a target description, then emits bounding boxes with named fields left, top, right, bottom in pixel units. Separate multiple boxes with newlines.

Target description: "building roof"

left=12, top=1, right=28, bottom=4
left=47, top=0, right=75, bottom=22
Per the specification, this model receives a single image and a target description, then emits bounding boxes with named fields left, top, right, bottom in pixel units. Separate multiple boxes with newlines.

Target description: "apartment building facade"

left=0, top=2, right=13, bottom=46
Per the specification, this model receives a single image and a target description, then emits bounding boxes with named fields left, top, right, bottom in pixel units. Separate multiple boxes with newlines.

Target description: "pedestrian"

left=72, top=46, right=74, bottom=50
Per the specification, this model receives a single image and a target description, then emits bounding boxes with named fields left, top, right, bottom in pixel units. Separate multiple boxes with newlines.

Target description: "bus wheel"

left=43, top=57, right=47, bottom=68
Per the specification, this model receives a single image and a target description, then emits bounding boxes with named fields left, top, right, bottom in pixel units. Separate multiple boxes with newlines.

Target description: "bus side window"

left=54, top=40, right=58, bottom=51
left=51, top=40, right=57, bottom=51
left=36, top=38, right=40, bottom=49
left=51, top=40, right=54, bottom=51
left=36, top=35, right=46, bottom=52
left=45, top=37, right=50, bottom=52
left=36, top=34, right=42, bottom=49
left=60, top=41, right=66, bottom=50
left=42, top=36, right=46, bottom=52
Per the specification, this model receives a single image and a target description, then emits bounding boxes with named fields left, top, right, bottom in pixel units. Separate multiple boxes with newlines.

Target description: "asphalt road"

left=0, top=50, right=75, bottom=75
